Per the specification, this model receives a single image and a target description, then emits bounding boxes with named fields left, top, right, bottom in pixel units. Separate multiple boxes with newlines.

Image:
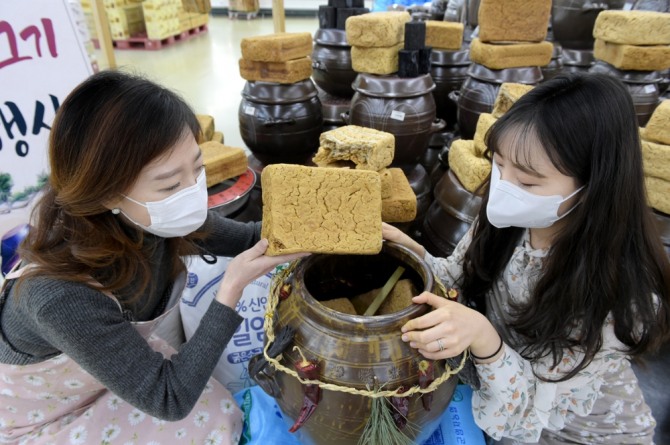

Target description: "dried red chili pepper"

left=288, top=349, right=321, bottom=433
left=390, top=386, right=410, bottom=430
left=418, top=360, right=435, bottom=411
left=279, top=283, right=292, bottom=301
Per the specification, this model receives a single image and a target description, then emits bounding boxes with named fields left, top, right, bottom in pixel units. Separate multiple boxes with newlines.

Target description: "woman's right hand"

left=215, top=239, right=308, bottom=308
left=382, top=222, right=426, bottom=258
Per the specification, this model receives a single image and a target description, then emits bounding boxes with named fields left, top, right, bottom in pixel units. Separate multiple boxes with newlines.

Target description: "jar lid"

left=466, top=63, right=543, bottom=84
left=561, top=48, right=595, bottom=67
left=241, top=79, right=318, bottom=104
left=430, top=48, right=471, bottom=66
left=314, top=29, right=350, bottom=47
left=352, top=73, right=436, bottom=98
left=588, top=60, right=662, bottom=84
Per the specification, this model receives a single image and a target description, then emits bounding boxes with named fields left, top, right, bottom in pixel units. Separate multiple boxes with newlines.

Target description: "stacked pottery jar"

left=423, top=83, right=533, bottom=257
left=424, top=20, right=469, bottom=173
left=639, top=101, right=670, bottom=257
left=551, top=0, right=625, bottom=73
left=313, top=1, right=369, bottom=131
left=588, top=10, right=670, bottom=126
left=236, top=32, right=324, bottom=221
left=345, top=11, right=446, bottom=240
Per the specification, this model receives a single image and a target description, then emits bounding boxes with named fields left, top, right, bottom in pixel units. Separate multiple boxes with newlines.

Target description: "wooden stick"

left=91, top=0, right=116, bottom=69
left=272, top=0, right=286, bottom=33
left=363, top=266, right=405, bottom=316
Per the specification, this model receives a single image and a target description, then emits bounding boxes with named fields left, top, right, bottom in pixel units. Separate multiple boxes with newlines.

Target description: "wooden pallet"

left=93, top=24, right=208, bottom=51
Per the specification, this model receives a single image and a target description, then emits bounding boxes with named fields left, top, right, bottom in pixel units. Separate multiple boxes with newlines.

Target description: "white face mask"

left=122, top=170, right=208, bottom=238
left=486, top=163, right=584, bottom=229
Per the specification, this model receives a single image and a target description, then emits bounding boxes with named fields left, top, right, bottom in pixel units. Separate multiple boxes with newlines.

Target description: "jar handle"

left=448, top=90, right=460, bottom=105
left=340, top=111, right=350, bottom=125
left=430, top=118, right=446, bottom=134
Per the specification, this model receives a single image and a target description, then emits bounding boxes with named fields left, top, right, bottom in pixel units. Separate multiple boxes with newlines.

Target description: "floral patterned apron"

left=0, top=267, right=242, bottom=445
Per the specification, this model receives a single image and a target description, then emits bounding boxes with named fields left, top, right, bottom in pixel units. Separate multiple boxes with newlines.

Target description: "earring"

left=111, top=208, right=120, bottom=215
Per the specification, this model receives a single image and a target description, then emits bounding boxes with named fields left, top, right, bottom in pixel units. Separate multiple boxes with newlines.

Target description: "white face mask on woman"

left=486, top=163, right=584, bottom=229
left=121, top=170, right=208, bottom=238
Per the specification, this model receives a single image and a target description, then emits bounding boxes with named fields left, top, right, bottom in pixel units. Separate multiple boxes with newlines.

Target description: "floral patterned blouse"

left=424, top=228, right=656, bottom=444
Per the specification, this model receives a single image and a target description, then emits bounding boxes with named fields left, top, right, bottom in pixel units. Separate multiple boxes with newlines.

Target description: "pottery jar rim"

left=241, top=79, right=318, bottom=104
left=466, top=63, right=543, bottom=84
left=352, top=73, right=436, bottom=98
left=430, top=48, right=471, bottom=67
left=292, top=242, right=435, bottom=331
left=314, top=28, right=350, bottom=47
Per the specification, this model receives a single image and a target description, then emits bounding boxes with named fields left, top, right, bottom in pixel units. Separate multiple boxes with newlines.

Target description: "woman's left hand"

left=400, top=292, right=498, bottom=360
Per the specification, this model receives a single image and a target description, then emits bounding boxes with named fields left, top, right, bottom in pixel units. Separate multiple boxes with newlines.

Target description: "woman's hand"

left=215, top=239, right=308, bottom=308
left=400, top=292, right=502, bottom=363
left=382, top=222, right=426, bottom=258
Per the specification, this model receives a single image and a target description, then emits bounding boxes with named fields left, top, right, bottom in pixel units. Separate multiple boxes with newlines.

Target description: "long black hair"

left=461, top=73, right=670, bottom=381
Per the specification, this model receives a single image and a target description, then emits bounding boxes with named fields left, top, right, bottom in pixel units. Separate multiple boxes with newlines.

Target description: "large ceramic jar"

left=453, top=63, right=542, bottom=139
left=239, top=79, right=323, bottom=164
left=311, top=29, right=357, bottom=98
left=348, top=73, right=445, bottom=166
left=422, top=169, right=482, bottom=258
left=257, top=242, right=459, bottom=445
left=589, top=61, right=662, bottom=126
left=654, top=210, right=670, bottom=258
left=542, top=43, right=565, bottom=82
left=431, top=47, right=471, bottom=130
left=317, top=87, right=351, bottom=132
left=561, top=48, right=595, bottom=74
left=551, top=0, right=625, bottom=50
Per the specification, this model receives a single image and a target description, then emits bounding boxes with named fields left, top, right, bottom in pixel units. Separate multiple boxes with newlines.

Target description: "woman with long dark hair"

left=385, top=73, right=670, bottom=443
left=0, top=71, right=304, bottom=444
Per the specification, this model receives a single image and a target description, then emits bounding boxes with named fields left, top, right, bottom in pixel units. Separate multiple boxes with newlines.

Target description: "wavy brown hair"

left=18, top=70, right=204, bottom=301
left=461, top=73, right=670, bottom=381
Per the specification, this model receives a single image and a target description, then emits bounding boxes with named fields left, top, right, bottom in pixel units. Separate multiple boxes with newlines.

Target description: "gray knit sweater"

left=0, top=212, right=261, bottom=421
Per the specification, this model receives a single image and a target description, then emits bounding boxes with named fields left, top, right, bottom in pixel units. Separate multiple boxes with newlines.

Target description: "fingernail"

left=401, top=334, right=408, bottom=342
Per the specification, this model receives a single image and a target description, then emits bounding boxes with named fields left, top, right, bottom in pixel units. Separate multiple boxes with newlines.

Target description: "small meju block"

left=404, top=21, right=426, bottom=50
left=319, top=5, right=337, bottom=29
left=398, top=49, right=420, bottom=78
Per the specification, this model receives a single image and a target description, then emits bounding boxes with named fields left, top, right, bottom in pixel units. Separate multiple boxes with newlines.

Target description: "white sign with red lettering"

left=0, top=0, right=93, bottom=239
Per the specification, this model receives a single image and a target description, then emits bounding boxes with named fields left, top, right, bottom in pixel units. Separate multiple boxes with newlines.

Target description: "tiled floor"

left=97, top=14, right=319, bottom=151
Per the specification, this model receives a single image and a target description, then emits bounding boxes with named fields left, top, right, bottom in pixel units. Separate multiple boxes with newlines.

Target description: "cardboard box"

left=229, top=0, right=259, bottom=12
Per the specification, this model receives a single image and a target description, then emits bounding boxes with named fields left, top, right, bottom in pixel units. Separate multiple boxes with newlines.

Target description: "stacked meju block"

left=640, top=101, right=670, bottom=216
left=592, top=11, right=670, bottom=73
left=319, top=0, right=369, bottom=31
left=260, top=125, right=418, bottom=256
left=449, top=83, right=533, bottom=193
left=346, top=11, right=411, bottom=75
left=312, top=125, right=417, bottom=224
left=238, top=33, right=313, bottom=84
left=196, top=114, right=248, bottom=188
left=142, top=0, right=181, bottom=41
left=469, top=0, right=553, bottom=70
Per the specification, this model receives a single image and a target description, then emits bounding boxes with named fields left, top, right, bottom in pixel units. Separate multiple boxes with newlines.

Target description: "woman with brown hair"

left=0, top=70, right=304, bottom=444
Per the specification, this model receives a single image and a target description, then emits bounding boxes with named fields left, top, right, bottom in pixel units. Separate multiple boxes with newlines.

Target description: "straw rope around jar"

left=262, top=260, right=469, bottom=399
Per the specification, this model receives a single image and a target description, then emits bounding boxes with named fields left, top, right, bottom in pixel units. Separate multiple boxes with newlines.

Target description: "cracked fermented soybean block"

left=645, top=101, right=670, bottom=145
left=350, top=279, right=416, bottom=315
left=593, top=10, right=670, bottom=45
left=211, top=131, right=224, bottom=144
left=313, top=125, right=395, bottom=171
left=594, top=39, right=670, bottom=71
left=469, top=38, right=553, bottom=69
left=473, top=113, right=497, bottom=156
left=425, top=21, right=464, bottom=50
left=645, top=176, right=670, bottom=214
left=345, top=11, right=410, bottom=47
left=241, top=32, right=312, bottom=62
left=351, top=43, right=403, bottom=75
left=261, top=164, right=382, bottom=255
left=196, top=114, right=215, bottom=143
left=238, top=57, right=312, bottom=84
left=491, top=83, right=534, bottom=118
left=380, top=169, right=393, bottom=199
left=478, top=0, right=551, bottom=43
left=320, top=298, right=358, bottom=315
left=200, top=141, right=248, bottom=188
left=641, top=139, right=670, bottom=182
left=381, top=168, right=416, bottom=223
left=448, top=139, right=491, bottom=193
